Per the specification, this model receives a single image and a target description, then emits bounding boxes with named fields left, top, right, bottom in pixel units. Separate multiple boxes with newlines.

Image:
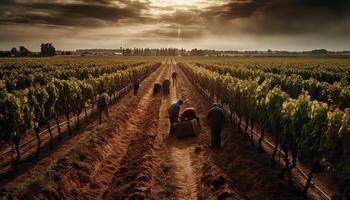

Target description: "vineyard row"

left=0, top=61, right=147, bottom=91
left=196, top=63, right=350, bottom=109
left=0, top=62, right=161, bottom=168
left=178, top=62, right=350, bottom=199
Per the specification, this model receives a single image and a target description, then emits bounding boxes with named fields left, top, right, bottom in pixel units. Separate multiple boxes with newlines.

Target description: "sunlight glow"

left=150, top=0, right=202, bottom=7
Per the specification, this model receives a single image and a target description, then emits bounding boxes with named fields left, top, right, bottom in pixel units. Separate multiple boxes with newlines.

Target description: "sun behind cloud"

left=150, top=0, right=202, bottom=7
left=0, top=0, right=349, bottom=50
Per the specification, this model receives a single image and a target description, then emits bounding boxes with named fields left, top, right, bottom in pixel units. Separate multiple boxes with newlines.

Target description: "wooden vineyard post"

left=47, top=121, right=53, bottom=147
left=13, top=133, right=20, bottom=169
left=76, top=113, right=80, bottom=130
left=55, top=117, right=62, bottom=141
left=34, top=127, right=41, bottom=157
left=258, top=129, right=265, bottom=153
left=66, top=113, right=72, bottom=135
left=85, top=107, right=88, bottom=122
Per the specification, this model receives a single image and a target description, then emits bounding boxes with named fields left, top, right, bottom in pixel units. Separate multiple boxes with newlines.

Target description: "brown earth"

left=0, top=58, right=328, bottom=200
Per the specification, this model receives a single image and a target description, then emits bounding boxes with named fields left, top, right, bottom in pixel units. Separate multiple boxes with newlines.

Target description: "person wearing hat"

left=168, top=99, right=183, bottom=134
left=207, top=103, right=225, bottom=148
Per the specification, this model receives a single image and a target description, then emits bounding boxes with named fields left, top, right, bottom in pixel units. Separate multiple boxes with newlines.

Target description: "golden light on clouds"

left=0, top=0, right=349, bottom=51
left=150, top=0, right=202, bottom=6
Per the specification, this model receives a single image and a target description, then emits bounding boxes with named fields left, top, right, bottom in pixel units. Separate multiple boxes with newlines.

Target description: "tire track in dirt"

left=101, top=59, right=176, bottom=199
left=80, top=64, right=169, bottom=199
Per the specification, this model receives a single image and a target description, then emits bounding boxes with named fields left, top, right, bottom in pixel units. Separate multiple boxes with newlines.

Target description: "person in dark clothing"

left=207, top=103, right=225, bottom=148
left=99, top=89, right=110, bottom=124
left=133, top=79, right=140, bottom=96
left=171, top=71, right=177, bottom=86
left=162, top=79, right=171, bottom=95
left=153, top=83, right=162, bottom=95
left=168, top=99, right=183, bottom=134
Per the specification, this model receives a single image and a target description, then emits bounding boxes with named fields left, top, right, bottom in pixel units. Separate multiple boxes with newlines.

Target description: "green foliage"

left=264, top=87, right=289, bottom=135
left=0, top=92, right=23, bottom=142
left=196, top=62, right=350, bottom=107
left=0, top=60, right=160, bottom=148
left=44, top=82, right=58, bottom=120
left=28, top=87, right=49, bottom=127
left=178, top=61, right=350, bottom=198
left=298, top=101, right=328, bottom=171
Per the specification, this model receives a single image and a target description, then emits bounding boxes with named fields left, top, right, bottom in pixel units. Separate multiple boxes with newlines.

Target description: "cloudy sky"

left=0, top=0, right=349, bottom=51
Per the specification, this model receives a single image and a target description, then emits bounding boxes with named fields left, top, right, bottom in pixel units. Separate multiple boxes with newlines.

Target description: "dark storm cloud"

left=204, top=0, right=350, bottom=20
left=201, top=0, right=350, bottom=35
left=2, top=0, right=349, bottom=35
left=203, top=0, right=265, bottom=20
left=0, top=0, right=349, bottom=49
left=0, top=0, right=151, bottom=27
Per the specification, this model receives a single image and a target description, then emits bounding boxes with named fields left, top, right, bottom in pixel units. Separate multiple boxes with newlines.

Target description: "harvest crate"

left=173, top=119, right=200, bottom=138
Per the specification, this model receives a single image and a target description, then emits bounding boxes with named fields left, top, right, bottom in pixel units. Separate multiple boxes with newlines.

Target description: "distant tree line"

left=121, top=48, right=180, bottom=56
left=2, top=45, right=350, bottom=57
left=0, top=46, right=32, bottom=57
left=41, top=43, right=56, bottom=56
left=0, top=43, right=56, bottom=57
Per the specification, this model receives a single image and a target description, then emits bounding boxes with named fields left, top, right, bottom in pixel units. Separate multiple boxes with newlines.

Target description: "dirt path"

left=82, top=61, right=169, bottom=199
left=167, top=59, right=246, bottom=200
left=163, top=60, right=199, bottom=199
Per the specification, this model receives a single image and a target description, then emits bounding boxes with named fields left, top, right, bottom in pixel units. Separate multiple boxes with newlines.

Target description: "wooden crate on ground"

left=173, top=119, right=200, bottom=138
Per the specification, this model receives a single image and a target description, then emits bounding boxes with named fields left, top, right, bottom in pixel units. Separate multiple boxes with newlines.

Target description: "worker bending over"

left=168, top=99, right=183, bottom=134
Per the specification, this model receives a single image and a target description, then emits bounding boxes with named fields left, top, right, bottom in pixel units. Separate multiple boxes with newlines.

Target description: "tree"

left=19, top=46, right=31, bottom=57
left=10, top=48, right=19, bottom=57
left=41, top=43, right=56, bottom=56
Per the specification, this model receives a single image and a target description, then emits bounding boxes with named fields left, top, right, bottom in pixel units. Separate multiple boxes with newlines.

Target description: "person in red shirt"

left=181, top=107, right=199, bottom=121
